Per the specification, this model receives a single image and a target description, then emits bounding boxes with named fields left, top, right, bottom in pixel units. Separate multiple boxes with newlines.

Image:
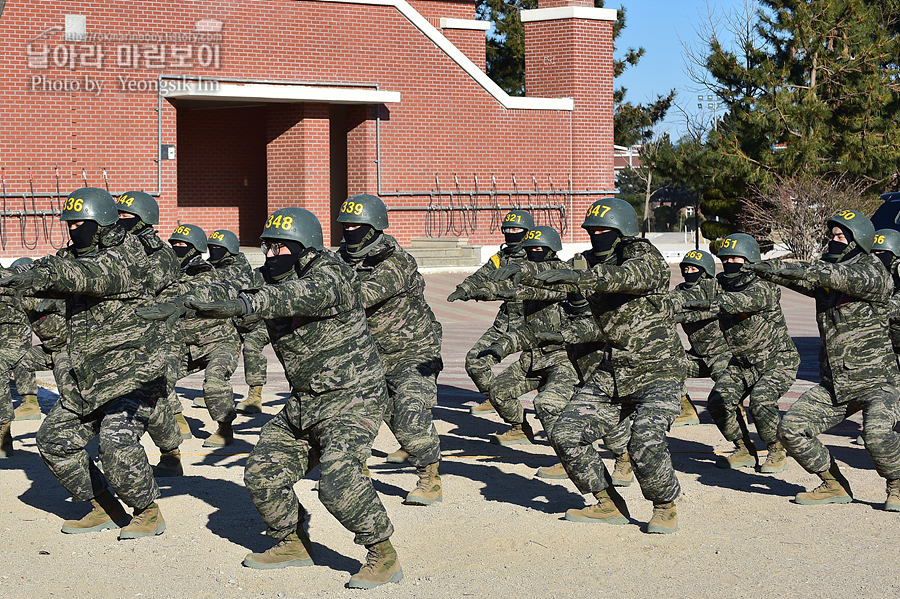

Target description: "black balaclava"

left=208, top=245, right=229, bottom=265
left=823, top=225, right=863, bottom=263
left=525, top=246, right=554, bottom=263
left=264, top=240, right=306, bottom=281
left=503, top=229, right=527, bottom=246
left=172, top=243, right=198, bottom=266
left=876, top=251, right=894, bottom=271
left=119, top=214, right=145, bottom=234
left=588, top=229, right=620, bottom=261
left=343, top=224, right=379, bottom=254
left=69, top=220, right=101, bottom=255
left=681, top=266, right=703, bottom=285
left=722, top=261, right=744, bottom=275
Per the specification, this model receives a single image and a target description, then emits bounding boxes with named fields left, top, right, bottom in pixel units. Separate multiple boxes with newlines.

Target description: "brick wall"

left=0, top=0, right=614, bottom=257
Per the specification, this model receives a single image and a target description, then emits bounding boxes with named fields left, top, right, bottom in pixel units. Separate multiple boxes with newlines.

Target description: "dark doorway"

left=329, top=104, right=349, bottom=247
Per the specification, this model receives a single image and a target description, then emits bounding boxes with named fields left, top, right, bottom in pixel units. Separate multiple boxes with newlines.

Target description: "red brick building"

left=0, top=0, right=616, bottom=258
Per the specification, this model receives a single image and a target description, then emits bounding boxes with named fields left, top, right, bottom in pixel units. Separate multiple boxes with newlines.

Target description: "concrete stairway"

left=404, top=237, right=481, bottom=269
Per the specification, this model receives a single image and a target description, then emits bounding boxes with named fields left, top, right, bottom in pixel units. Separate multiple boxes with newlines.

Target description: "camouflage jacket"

left=886, top=261, right=900, bottom=354
left=338, top=235, right=442, bottom=367
left=670, top=276, right=732, bottom=365
left=693, top=270, right=799, bottom=369
left=759, top=254, right=898, bottom=398
left=18, top=250, right=70, bottom=352
left=0, top=267, right=32, bottom=359
left=158, top=253, right=240, bottom=350
left=218, top=249, right=387, bottom=429
left=213, top=252, right=270, bottom=335
left=517, top=238, right=686, bottom=397
left=134, top=227, right=180, bottom=296
left=453, top=243, right=527, bottom=332
left=21, top=227, right=167, bottom=414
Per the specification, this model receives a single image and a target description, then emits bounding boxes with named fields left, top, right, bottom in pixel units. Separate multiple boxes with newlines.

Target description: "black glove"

left=466, top=288, right=494, bottom=301
left=447, top=289, right=467, bottom=302
left=535, top=269, right=580, bottom=284
left=0, top=270, right=41, bottom=289
left=776, top=264, right=808, bottom=280
left=681, top=299, right=711, bottom=311
left=535, top=331, right=565, bottom=344
left=745, top=262, right=774, bottom=276
left=185, top=298, right=245, bottom=319
left=136, top=301, right=186, bottom=321
left=490, top=264, right=523, bottom=284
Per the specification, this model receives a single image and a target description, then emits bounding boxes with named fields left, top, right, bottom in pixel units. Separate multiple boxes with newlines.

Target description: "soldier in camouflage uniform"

left=0, top=265, right=34, bottom=457
left=157, top=224, right=241, bottom=448
left=168, top=208, right=401, bottom=589
left=116, top=191, right=184, bottom=476
left=681, top=234, right=799, bottom=473
left=206, top=229, right=271, bottom=415
left=336, top=194, right=444, bottom=506
left=492, top=198, right=685, bottom=533
left=5, top=258, right=42, bottom=422
left=448, top=210, right=532, bottom=414
left=0, top=187, right=168, bottom=538
left=872, top=229, right=900, bottom=360
left=750, top=211, right=900, bottom=511
left=670, top=249, right=733, bottom=426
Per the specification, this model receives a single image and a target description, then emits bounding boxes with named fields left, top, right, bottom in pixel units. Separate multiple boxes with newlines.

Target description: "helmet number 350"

left=265, top=214, right=294, bottom=230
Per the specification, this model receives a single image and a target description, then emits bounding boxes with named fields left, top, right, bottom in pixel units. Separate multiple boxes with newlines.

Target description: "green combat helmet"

left=680, top=249, right=716, bottom=277
left=169, top=223, right=208, bottom=253
left=260, top=207, right=324, bottom=250
left=717, top=233, right=761, bottom=263
left=873, top=228, right=900, bottom=257
left=582, top=198, right=639, bottom=237
left=116, top=191, right=159, bottom=225
left=501, top=210, right=534, bottom=231
left=60, top=187, right=119, bottom=225
left=336, top=194, right=389, bottom=230
left=521, top=225, right=562, bottom=252
left=208, top=229, right=240, bottom=255
left=828, top=210, right=876, bottom=253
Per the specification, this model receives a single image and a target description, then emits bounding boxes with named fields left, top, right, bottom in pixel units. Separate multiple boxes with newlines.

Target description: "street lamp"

left=697, top=94, right=720, bottom=131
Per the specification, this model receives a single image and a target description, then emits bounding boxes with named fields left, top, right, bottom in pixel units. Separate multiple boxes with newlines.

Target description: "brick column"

left=522, top=2, right=616, bottom=194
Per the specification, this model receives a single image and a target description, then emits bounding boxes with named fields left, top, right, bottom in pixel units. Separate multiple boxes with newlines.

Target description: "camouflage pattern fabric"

left=37, top=388, right=162, bottom=508
left=212, top=252, right=270, bottom=387
left=671, top=276, right=732, bottom=379
left=178, top=341, right=240, bottom=424
left=338, top=235, right=442, bottom=467
left=756, top=254, right=900, bottom=477
left=199, top=248, right=393, bottom=543
left=552, top=380, right=681, bottom=502
left=885, top=261, right=900, bottom=356
left=0, top=281, right=33, bottom=424
left=455, top=244, right=528, bottom=394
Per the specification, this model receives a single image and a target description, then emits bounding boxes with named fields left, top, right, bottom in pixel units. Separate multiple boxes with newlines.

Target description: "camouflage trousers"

left=779, top=384, right=900, bottom=479
left=465, top=325, right=505, bottom=396
left=36, top=390, right=160, bottom=509
left=382, top=357, right=442, bottom=467
left=182, top=341, right=239, bottom=424
left=707, top=354, right=799, bottom=445
left=489, top=352, right=577, bottom=441
left=239, top=322, right=269, bottom=387
left=244, top=407, right=394, bottom=545
left=0, top=345, right=30, bottom=425
left=11, top=349, right=38, bottom=397
left=684, top=351, right=731, bottom=382
left=550, top=380, right=682, bottom=503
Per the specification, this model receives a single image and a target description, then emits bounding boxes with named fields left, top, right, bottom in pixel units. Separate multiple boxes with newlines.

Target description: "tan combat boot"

left=716, top=439, right=756, bottom=469
left=61, top=489, right=129, bottom=534
left=236, top=386, right=263, bottom=414
left=243, top=529, right=314, bottom=569
left=470, top=399, right=496, bottom=415
left=611, top=452, right=634, bottom=487
left=203, top=421, right=234, bottom=448
left=672, top=394, right=700, bottom=427
left=385, top=448, right=410, bottom=464
left=174, top=413, right=192, bottom=440
left=346, top=539, right=403, bottom=589
left=404, top=462, right=442, bottom=505
left=535, top=461, right=569, bottom=479
left=0, top=422, right=13, bottom=458
left=192, top=396, right=207, bottom=408
left=118, top=502, right=166, bottom=539
left=647, top=501, right=678, bottom=534
left=491, top=418, right=535, bottom=446
left=795, top=469, right=852, bottom=505
left=153, top=447, right=183, bottom=477
left=760, top=441, right=787, bottom=473
left=565, top=487, right=630, bottom=524
left=14, top=394, right=41, bottom=421
left=885, top=479, right=900, bottom=512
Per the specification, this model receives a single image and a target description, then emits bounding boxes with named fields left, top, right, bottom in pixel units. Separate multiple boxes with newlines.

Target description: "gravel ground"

left=2, top=270, right=899, bottom=599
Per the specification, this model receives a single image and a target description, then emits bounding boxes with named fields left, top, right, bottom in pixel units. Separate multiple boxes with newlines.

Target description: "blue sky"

left=613, top=0, right=746, bottom=140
